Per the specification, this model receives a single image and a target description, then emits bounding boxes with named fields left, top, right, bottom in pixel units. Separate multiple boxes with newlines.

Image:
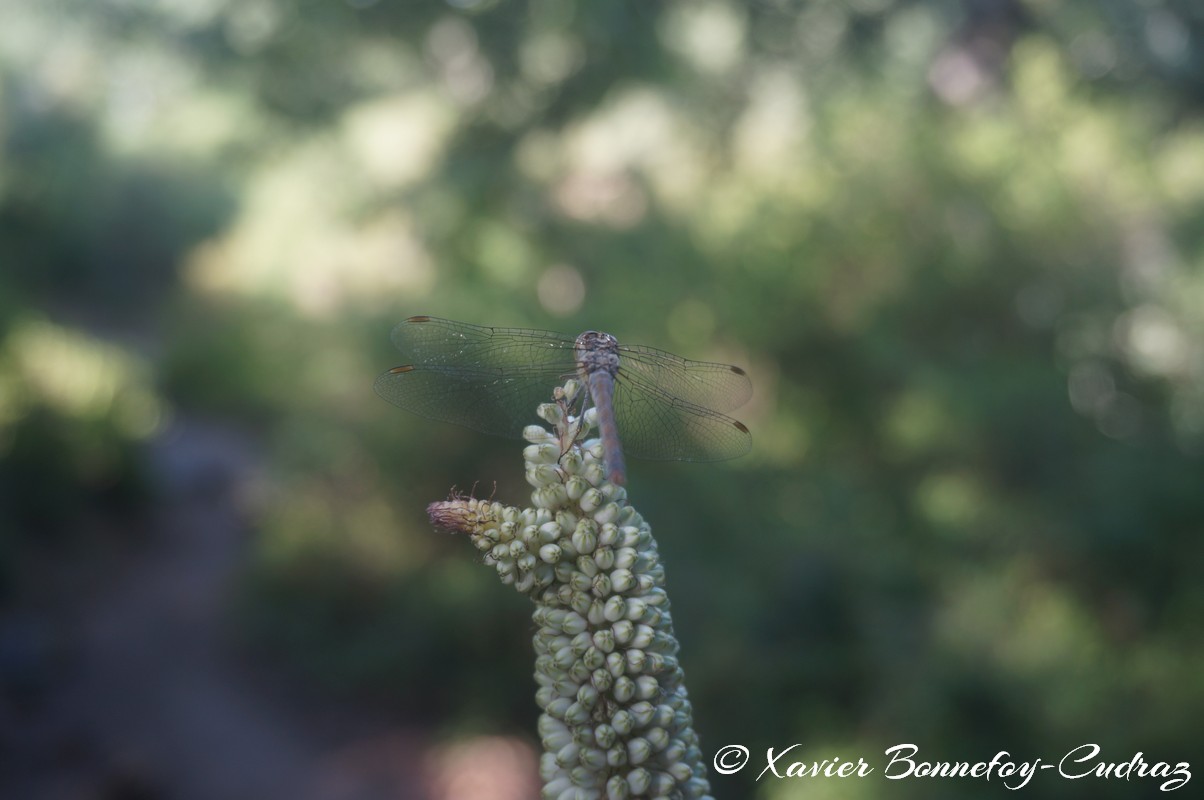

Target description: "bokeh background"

left=2, top=1, right=1203, bottom=798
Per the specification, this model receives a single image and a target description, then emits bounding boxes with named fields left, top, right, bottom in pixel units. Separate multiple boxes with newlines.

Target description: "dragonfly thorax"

left=574, top=330, right=621, bottom=378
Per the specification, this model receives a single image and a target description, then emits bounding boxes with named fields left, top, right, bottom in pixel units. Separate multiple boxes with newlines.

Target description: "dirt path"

left=3, top=419, right=436, bottom=800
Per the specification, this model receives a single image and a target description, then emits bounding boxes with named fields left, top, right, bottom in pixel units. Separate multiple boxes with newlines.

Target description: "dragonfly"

left=374, top=316, right=752, bottom=486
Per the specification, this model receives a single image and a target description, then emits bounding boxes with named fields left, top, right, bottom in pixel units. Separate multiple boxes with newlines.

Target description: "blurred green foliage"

left=3, top=0, right=1204, bottom=797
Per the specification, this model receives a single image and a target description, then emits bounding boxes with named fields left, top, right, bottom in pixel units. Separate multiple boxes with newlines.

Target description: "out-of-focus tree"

left=2, top=2, right=1203, bottom=798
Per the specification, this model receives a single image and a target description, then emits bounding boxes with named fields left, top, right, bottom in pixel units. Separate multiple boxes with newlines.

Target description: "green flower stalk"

left=428, top=379, right=714, bottom=800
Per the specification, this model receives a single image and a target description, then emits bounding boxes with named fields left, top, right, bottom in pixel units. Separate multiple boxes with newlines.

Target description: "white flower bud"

left=579, top=488, right=603, bottom=513
left=555, top=742, right=580, bottom=767
left=605, top=774, right=629, bottom=800
left=629, top=624, right=654, bottom=650
left=606, top=651, right=625, bottom=678
left=571, top=521, right=597, bottom=553
left=610, top=708, right=633, bottom=736
left=542, top=774, right=572, bottom=797
left=576, top=683, right=599, bottom=709
left=591, top=629, right=615, bottom=653
left=645, top=726, right=670, bottom=752
left=576, top=460, right=602, bottom=486
left=535, top=686, right=558, bottom=708
left=597, top=523, right=620, bottom=547
left=568, top=765, right=604, bottom=790
left=591, top=668, right=613, bottom=692
left=586, top=599, right=606, bottom=625
left=558, top=449, right=583, bottom=473
left=626, top=737, right=652, bottom=766
left=635, top=675, right=659, bottom=700
left=558, top=785, right=594, bottom=800
left=536, top=403, right=564, bottom=425
left=579, top=746, right=607, bottom=771
left=553, top=646, right=576, bottom=669
left=559, top=379, right=581, bottom=402
left=565, top=475, right=589, bottom=500
left=569, top=660, right=591, bottom=684
left=564, top=701, right=590, bottom=725
left=592, top=546, right=615, bottom=570
left=514, top=571, right=537, bottom=593
left=599, top=482, right=624, bottom=501
left=539, top=544, right=562, bottom=564
left=593, top=502, right=620, bottom=524
left=591, top=572, right=612, bottom=597
left=662, top=739, right=686, bottom=763
left=570, top=631, right=593, bottom=655
left=570, top=591, right=592, bottom=616
left=545, top=563, right=568, bottom=585
left=610, top=568, right=635, bottom=593
left=568, top=571, right=591, bottom=593
left=602, top=596, right=625, bottom=622
left=606, top=745, right=626, bottom=767
left=626, top=765, right=651, bottom=792
left=524, top=443, right=560, bottom=463
left=611, top=620, right=634, bottom=644
left=543, top=729, right=575, bottom=754
left=527, top=464, right=561, bottom=487
left=641, top=587, right=668, bottom=607
left=538, top=713, right=567, bottom=737
left=613, top=547, right=637, bottom=570
left=593, top=723, right=617, bottom=749
left=629, top=701, right=655, bottom=726
left=613, top=675, right=635, bottom=703
left=668, top=760, right=693, bottom=783
left=624, top=598, right=648, bottom=621
left=648, top=770, right=676, bottom=795
left=545, top=697, right=572, bottom=719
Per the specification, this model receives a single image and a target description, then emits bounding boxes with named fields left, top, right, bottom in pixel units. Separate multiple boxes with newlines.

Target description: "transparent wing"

left=375, top=316, right=754, bottom=461
left=609, top=373, right=752, bottom=462
left=617, top=344, right=752, bottom=414
left=389, top=316, right=575, bottom=368
left=374, top=316, right=576, bottom=438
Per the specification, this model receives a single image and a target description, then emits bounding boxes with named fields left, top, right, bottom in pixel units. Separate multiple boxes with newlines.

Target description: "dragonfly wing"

left=609, top=375, right=752, bottom=462
left=378, top=316, right=577, bottom=438
left=617, top=344, right=752, bottom=414
left=374, top=364, right=568, bottom=439
left=390, top=316, right=575, bottom=366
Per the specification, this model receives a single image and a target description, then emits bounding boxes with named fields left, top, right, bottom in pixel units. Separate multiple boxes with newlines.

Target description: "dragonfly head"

left=574, top=330, right=621, bottom=377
